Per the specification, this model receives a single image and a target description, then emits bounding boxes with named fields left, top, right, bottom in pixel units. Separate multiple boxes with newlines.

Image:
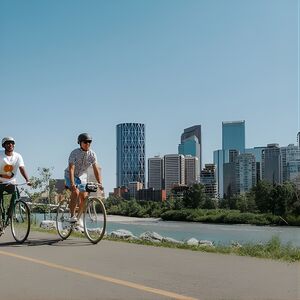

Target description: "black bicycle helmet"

left=77, top=133, right=92, bottom=144
left=2, top=136, right=15, bottom=147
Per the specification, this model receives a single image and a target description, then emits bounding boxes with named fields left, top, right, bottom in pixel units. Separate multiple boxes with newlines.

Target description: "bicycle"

left=0, top=182, right=31, bottom=243
left=56, top=182, right=107, bottom=244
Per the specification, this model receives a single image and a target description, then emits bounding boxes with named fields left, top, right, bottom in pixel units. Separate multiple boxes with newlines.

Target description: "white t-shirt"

left=0, top=150, right=25, bottom=183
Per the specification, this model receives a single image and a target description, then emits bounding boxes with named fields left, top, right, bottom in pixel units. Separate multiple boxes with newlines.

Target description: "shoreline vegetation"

left=104, top=180, right=300, bottom=226
left=105, top=200, right=300, bottom=227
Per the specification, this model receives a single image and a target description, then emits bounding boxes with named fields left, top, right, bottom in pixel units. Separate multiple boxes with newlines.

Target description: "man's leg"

left=77, top=191, right=88, bottom=220
left=5, top=185, right=16, bottom=222
left=69, top=188, right=79, bottom=218
left=65, top=176, right=80, bottom=220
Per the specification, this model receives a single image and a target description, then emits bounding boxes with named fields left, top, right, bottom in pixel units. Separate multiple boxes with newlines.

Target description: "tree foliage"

left=182, top=183, right=206, bottom=209
left=26, top=167, right=56, bottom=204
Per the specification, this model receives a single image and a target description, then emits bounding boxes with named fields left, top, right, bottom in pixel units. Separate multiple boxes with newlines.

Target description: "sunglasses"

left=82, top=140, right=92, bottom=144
left=5, top=141, right=15, bottom=145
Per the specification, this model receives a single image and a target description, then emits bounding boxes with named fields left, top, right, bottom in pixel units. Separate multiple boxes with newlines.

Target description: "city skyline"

left=0, top=1, right=298, bottom=194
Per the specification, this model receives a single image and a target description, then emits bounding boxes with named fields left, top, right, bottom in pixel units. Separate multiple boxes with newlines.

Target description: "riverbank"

left=107, top=215, right=160, bottom=223
left=34, top=213, right=300, bottom=246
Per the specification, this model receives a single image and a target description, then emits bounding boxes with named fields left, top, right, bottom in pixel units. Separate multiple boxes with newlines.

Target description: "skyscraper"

left=116, top=123, right=145, bottom=188
left=222, top=120, right=245, bottom=152
left=184, top=155, right=198, bottom=186
left=148, top=156, right=164, bottom=190
left=200, top=164, right=218, bottom=198
left=235, top=153, right=256, bottom=194
left=164, top=154, right=185, bottom=194
left=179, top=125, right=202, bottom=171
left=280, top=144, right=300, bottom=183
left=262, top=144, right=281, bottom=184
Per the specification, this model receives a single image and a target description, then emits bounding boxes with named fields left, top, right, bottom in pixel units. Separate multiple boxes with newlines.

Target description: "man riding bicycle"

left=0, top=137, right=31, bottom=231
left=64, top=133, right=103, bottom=226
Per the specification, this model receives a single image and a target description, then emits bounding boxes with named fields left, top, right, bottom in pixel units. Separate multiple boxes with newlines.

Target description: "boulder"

left=199, top=240, right=214, bottom=247
left=231, top=241, right=242, bottom=248
left=110, top=229, right=137, bottom=240
left=40, top=220, right=56, bottom=230
left=185, top=238, right=199, bottom=246
left=162, top=236, right=183, bottom=244
left=140, top=231, right=163, bottom=243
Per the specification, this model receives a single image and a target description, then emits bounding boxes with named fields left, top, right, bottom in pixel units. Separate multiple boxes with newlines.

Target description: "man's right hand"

left=70, top=184, right=77, bottom=192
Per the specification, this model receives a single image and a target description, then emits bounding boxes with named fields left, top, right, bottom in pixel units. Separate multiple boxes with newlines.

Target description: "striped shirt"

left=64, top=148, right=97, bottom=179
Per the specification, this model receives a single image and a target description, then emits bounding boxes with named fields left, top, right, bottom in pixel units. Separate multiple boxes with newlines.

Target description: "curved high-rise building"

left=178, top=125, right=202, bottom=178
left=116, top=123, right=145, bottom=188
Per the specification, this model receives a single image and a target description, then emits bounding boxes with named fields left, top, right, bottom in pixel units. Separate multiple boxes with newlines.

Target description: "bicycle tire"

left=11, top=199, right=30, bottom=243
left=0, top=205, right=4, bottom=236
left=83, top=197, right=106, bottom=244
left=56, top=199, right=72, bottom=240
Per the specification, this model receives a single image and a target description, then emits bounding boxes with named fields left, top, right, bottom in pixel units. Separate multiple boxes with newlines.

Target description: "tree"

left=183, top=183, right=206, bottom=209
left=271, top=182, right=295, bottom=216
left=252, top=180, right=273, bottom=213
left=26, top=167, right=56, bottom=218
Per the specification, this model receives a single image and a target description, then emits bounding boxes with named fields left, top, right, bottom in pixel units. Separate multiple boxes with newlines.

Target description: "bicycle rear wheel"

left=56, top=199, right=72, bottom=240
left=83, top=197, right=106, bottom=244
left=11, top=200, right=30, bottom=243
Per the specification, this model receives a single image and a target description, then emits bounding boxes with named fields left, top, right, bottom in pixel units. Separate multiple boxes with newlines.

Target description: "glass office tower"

left=179, top=125, right=202, bottom=172
left=116, top=123, right=145, bottom=188
left=222, top=121, right=245, bottom=152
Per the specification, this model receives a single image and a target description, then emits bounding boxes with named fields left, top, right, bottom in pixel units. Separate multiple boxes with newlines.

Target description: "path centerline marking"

left=0, top=249, right=199, bottom=300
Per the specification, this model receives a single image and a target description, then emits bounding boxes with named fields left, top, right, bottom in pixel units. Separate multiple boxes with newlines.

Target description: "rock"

left=231, top=241, right=242, bottom=248
left=199, top=240, right=214, bottom=247
left=185, top=238, right=199, bottom=246
left=110, top=229, right=137, bottom=240
left=40, top=220, right=56, bottom=230
left=140, top=231, right=163, bottom=243
left=162, top=236, right=183, bottom=244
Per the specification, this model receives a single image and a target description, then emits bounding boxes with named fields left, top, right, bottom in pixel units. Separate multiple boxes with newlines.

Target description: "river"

left=35, top=213, right=300, bottom=246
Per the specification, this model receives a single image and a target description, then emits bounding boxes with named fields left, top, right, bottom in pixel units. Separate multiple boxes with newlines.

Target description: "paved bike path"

left=0, top=230, right=299, bottom=300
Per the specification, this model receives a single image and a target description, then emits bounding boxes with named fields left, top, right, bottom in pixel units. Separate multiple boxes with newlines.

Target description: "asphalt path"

left=0, top=230, right=299, bottom=300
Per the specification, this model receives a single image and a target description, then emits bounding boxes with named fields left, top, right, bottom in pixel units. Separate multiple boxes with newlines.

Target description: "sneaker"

left=74, top=224, right=84, bottom=233
left=76, top=218, right=84, bottom=227
left=68, top=216, right=78, bottom=223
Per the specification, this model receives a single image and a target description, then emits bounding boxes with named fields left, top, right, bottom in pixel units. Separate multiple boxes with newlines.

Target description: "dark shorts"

left=0, top=184, right=16, bottom=202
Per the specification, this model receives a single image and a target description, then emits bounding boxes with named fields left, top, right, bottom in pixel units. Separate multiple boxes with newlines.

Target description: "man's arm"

left=92, top=164, right=103, bottom=188
left=69, top=163, right=77, bottom=192
left=19, top=166, right=31, bottom=186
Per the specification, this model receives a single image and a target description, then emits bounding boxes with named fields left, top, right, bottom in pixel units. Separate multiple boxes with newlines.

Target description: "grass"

left=105, top=235, right=300, bottom=262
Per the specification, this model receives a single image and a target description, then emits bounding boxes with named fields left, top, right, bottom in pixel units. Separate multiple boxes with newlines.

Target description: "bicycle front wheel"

left=11, top=200, right=30, bottom=243
left=83, top=197, right=106, bottom=244
left=56, top=199, right=72, bottom=240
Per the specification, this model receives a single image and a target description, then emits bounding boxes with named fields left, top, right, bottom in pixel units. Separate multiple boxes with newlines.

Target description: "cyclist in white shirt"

left=0, top=137, right=31, bottom=216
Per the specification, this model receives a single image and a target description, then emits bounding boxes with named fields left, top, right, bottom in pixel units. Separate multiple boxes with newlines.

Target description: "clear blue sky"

left=0, top=0, right=298, bottom=193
